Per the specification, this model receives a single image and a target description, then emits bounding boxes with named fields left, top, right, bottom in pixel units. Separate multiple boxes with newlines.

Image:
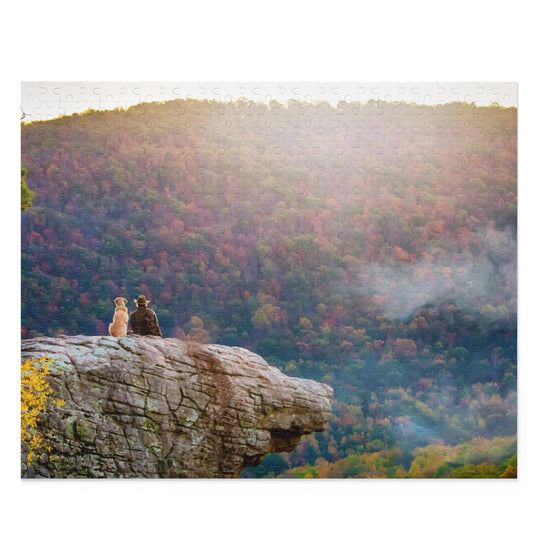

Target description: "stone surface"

left=21, top=335, right=333, bottom=478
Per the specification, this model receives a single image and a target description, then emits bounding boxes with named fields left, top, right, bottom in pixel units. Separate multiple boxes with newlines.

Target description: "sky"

left=21, top=81, right=517, bottom=123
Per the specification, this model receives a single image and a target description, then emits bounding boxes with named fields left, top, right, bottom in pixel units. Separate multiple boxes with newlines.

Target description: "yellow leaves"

left=185, top=316, right=210, bottom=343
left=299, top=317, right=313, bottom=330
left=500, top=464, right=517, bottom=478
left=21, top=356, right=62, bottom=466
left=251, top=303, right=281, bottom=331
left=284, top=360, right=297, bottom=373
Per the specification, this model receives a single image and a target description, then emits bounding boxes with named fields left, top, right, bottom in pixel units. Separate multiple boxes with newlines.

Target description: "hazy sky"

left=21, top=81, right=517, bottom=123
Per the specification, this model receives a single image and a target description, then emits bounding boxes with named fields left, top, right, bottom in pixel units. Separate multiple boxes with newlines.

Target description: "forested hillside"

left=21, top=99, right=517, bottom=477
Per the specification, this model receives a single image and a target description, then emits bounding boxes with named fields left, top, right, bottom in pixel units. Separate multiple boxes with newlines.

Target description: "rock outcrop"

left=21, top=335, right=333, bottom=478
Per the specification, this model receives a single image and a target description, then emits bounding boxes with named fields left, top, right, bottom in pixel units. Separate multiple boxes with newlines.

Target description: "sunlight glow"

left=21, top=82, right=517, bottom=123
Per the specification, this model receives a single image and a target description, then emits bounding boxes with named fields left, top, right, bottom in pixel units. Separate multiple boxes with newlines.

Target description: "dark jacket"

left=129, top=306, right=162, bottom=336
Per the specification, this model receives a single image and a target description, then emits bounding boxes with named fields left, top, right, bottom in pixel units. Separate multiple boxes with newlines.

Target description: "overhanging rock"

left=21, top=335, right=333, bottom=478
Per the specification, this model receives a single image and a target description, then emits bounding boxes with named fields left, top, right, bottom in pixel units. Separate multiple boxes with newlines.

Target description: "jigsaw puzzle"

left=20, top=82, right=517, bottom=479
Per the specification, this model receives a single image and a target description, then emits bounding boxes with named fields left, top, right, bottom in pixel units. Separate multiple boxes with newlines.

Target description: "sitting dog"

left=108, top=297, right=129, bottom=337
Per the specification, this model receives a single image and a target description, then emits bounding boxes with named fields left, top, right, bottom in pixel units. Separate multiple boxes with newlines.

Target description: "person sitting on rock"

left=129, top=295, right=162, bottom=337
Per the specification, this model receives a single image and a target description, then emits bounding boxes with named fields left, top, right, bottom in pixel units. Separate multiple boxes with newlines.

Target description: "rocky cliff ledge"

left=21, top=335, right=333, bottom=478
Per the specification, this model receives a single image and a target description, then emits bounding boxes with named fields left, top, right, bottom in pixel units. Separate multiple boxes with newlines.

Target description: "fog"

left=355, top=227, right=516, bottom=323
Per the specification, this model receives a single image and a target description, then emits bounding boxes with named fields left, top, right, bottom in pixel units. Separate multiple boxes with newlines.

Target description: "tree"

left=185, top=315, right=210, bottom=343
left=21, top=356, right=64, bottom=466
left=393, top=338, right=418, bottom=359
left=21, top=167, right=35, bottom=212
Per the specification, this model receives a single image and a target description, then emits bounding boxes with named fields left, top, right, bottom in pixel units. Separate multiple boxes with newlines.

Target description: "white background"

left=2, top=2, right=537, bottom=539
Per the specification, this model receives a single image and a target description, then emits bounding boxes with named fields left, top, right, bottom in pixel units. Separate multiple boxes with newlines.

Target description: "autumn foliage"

left=21, top=99, right=517, bottom=477
left=21, top=356, right=63, bottom=466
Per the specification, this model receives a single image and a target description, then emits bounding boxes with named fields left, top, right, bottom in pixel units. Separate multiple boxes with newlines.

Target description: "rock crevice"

left=21, top=335, right=333, bottom=478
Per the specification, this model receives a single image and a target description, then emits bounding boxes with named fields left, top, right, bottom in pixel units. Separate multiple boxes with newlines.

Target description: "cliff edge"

left=21, top=335, right=333, bottom=478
